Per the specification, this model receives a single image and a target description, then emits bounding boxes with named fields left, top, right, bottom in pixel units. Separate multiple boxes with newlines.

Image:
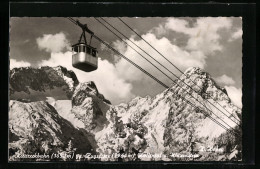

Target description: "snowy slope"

left=9, top=100, right=94, bottom=161
left=9, top=66, right=79, bottom=101
left=9, top=66, right=242, bottom=161
left=91, top=67, right=241, bottom=161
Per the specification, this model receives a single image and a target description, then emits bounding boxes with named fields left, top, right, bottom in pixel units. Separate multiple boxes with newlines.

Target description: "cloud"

left=35, top=18, right=237, bottom=104
left=39, top=51, right=134, bottom=104
left=229, top=28, right=242, bottom=42
left=224, top=86, right=242, bottom=108
left=165, top=18, right=195, bottom=35
left=165, top=17, right=232, bottom=55
left=152, top=24, right=167, bottom=36
left=36, top=32, right=70, bottom=53
left=10, top=59, right=31, bottom=69
left=113, top=33, right=206, bottom=84
left=37, top=32, right=135, bottom=104
left=214, top=74, right=235, bottom=85
left=100, top=42, right=109, bottom=51
left=23, top=39, right=30, bottom=44
left=108, top=17, right=236, bottom=100
left=37, top=30, right=206, bottom=104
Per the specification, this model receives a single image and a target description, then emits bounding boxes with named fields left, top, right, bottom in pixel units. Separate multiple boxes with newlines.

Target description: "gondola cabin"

left=72, top=43, right=98, bottom=72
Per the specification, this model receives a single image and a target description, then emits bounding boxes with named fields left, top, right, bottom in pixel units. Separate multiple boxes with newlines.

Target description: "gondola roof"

left=72, top=42, right=97, bottom=50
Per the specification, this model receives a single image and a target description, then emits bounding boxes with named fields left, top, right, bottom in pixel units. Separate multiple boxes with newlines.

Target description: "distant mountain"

left=9, top=66, right=79, bottom=101
left=9, top=66, right=242, bottom=161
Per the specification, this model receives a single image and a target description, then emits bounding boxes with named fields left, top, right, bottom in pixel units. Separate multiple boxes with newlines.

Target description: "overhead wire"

left=67, top=17, right=77, bottom=25
left=93, top=33, right=239, bottom=136
left=117, top=17, right=240, bottom=123
left=66, top=17, right=241, bottom=137
left=95, top=17, right=239, bottom=128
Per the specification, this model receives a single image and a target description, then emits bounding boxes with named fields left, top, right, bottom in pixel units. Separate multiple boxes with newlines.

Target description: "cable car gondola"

left=71, top=20, right=98, bottom=72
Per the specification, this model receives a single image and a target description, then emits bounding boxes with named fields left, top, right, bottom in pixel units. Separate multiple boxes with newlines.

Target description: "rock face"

left=71, top=82, right=111, bottom=131
left=9, top=66, right=79, bottom=101
left=9, top=100, right=94, bottom=161
left=9, top=66, right=242, bottom=161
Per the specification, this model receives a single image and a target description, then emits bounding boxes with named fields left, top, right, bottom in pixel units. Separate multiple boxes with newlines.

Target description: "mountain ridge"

left=8, top=66, right=242, bottom=161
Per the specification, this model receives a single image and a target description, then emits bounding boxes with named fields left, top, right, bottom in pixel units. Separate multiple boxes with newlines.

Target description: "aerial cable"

left=95, top=17, right=238, bottom=129
left=68, top=18, right=168, bottom=87
left=117, top=17, right=240, bottom=123
left=94, top=18, right=174, bottom=86
left=93, top=33, right=239, bottom=137
left=67, top=17, right=237, bottom=133
left=95, top=17, right=239, bottom=128
left=67, top=17, right=77, bottom=25
left=66, top=17, right=240, bottom=137
left=118, top=17, right=240, bottom=123
left=197, top=89, right=237, bottom=135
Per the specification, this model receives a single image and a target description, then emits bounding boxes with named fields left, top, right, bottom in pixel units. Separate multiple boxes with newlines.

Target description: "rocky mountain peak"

left=72, top=81, right=111, bottom=106
left=9, top=66, right=79, bottom=101
left=176, top=67, right=229, bottom=102
left=180, top=67, right=216, bottom=86
left=183, top=67, right=206, bottom=76
left=9, top=66, right=241, bottom=161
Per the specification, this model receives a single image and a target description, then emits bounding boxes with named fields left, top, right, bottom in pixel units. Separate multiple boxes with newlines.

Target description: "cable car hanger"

left=76, top=20, right=94, bottom=46
left=68, top=18, right=98, bottom=72
left=66, top=17, right=240, bottom=137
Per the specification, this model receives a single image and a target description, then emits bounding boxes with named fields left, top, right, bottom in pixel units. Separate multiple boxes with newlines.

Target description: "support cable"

left=118, top=17, right=240, bottom=123
left=66, top=17, right=241, bottom=137
left=95, top=17, right=239, bottom=128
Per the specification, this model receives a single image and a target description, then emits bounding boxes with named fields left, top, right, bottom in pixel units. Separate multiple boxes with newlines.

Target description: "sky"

left=9, top=17, right=242, bottom=107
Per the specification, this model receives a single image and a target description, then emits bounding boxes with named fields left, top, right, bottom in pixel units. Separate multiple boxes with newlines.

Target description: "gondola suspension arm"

left=68, top=17, right=94, bottom=45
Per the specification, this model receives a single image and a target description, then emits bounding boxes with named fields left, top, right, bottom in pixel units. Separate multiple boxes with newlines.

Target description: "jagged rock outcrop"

left=9, top=100, right=95, bottom=161
left=162, top=67, right=241, bottom=160
left=71, top=81, right=111, bottom=131
left=8, top=66, right=242, bottom=161
left=90, top=67, right=241, bottom=161
left=9, top=66, right=79, bottom=101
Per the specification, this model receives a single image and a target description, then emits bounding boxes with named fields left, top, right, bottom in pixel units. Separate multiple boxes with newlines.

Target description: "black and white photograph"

left=9, top=17, right=243, bottom=162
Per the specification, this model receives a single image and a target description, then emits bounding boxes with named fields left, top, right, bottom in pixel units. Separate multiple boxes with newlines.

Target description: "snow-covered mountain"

left=9, top=66, right=79, bottom=101
left=8, top=66, right=242, bottom=161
